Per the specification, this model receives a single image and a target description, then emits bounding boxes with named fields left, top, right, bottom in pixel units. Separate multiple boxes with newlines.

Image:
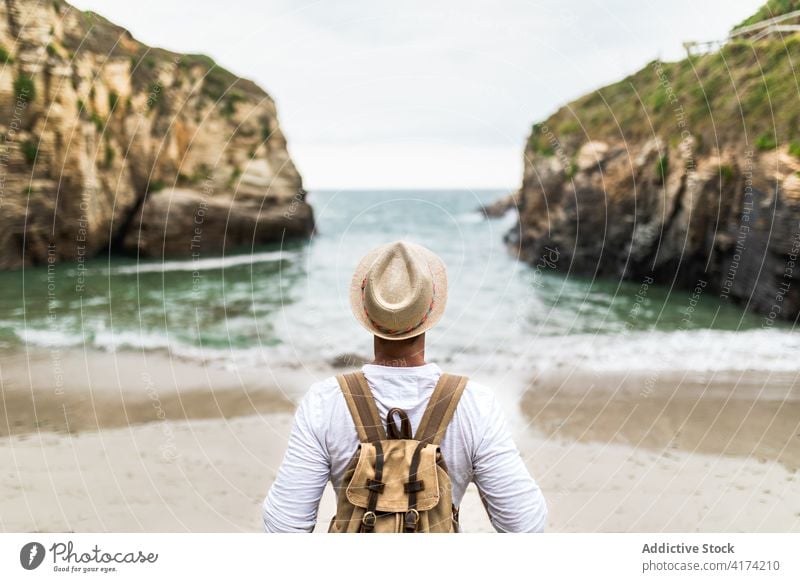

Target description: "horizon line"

left=304, top=186, right=515, bottom=192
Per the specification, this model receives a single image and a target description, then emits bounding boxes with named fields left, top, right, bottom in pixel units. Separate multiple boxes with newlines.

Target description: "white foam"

left=495, top=329, right=800, bottom=373
left=92, top=329, right=176, bottom=352
left=99, top=250, right=292, bottom=276
left=456, top=212, right=485, bottom=224
left=14, top=318, right=800, bottom=377
left=17, top=328, right=86, bottom=348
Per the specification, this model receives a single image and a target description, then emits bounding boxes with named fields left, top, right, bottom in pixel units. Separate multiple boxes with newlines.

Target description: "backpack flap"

left=346, top=440, right=440, bottom=512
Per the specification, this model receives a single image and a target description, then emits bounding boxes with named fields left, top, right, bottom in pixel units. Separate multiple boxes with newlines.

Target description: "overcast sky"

left=71, top=0, right=763, bottom=189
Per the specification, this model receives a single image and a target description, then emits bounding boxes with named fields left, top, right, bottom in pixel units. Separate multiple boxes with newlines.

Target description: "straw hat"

left=350, top=241, right=447, bottom=341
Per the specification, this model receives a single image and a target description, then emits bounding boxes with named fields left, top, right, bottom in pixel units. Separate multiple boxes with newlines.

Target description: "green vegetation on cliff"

left=60, top=8, right=266, bottom=102
left=733, top=0, right=800, bottom=30
left=529, top=3, right=800, bottom=155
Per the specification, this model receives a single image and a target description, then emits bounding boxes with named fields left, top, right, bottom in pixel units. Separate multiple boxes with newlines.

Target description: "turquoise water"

left=0, top=190, right=797, bottom=373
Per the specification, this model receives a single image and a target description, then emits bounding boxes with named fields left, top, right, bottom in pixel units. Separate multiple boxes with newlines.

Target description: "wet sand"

left=0, top=349, right=296, bottom=437
left=521, top=368, right=800, bottom=470
left=1, top=349, right=799, bottom=532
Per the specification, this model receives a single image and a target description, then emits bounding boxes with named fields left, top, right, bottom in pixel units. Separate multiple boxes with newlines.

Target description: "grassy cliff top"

left=54, top=1, right=267, bottom=100
left=529, top=4, right=800, bottom=156
left=733, top=0, right=800, bottom=31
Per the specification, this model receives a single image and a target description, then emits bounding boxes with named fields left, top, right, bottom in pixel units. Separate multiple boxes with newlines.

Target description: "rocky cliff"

left=512, top=2, right=800, bottom=320
left=0, top=0, right=312, bottom=270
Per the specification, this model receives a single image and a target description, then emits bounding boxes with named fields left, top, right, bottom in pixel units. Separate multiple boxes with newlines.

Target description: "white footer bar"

left=1, top=533, right=798, bottom=581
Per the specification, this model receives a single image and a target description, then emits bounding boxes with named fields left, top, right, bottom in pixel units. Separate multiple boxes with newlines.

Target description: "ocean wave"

left=16, top=328, right=87, bottom=348
left=455, top=212, right=485, bottom=224
left=479, top=329, right=800, bottom=373
left=92, top=249, right=292, bottom=276
left=13, top=325, right=280, bottom=367
left=12, top=324, right=800, bottom=375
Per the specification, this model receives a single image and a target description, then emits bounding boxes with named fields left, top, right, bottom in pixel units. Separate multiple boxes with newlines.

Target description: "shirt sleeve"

left=262, top=387, right=331, bottom=533
left=471, top=392, right=548, bottom=533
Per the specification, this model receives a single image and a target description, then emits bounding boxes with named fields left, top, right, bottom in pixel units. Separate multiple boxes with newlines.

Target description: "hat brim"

left=349, top=242, right=448, bottom=341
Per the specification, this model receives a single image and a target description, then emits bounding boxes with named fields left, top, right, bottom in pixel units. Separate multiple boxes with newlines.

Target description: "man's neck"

left=372, top=334, right=426, bottom=367
left=371, top=354, right=427, bottom=367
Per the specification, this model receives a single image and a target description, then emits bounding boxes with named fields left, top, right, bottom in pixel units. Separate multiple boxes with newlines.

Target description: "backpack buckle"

left=404, top=509, right=419, bottom=532
left=362, top=511, right=377, bottom=528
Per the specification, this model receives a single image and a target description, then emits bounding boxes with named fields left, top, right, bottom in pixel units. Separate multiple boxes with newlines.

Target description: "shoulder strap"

left=414, top=373, right=468, bottom=445
left=336, top=372, right=387, bottom=443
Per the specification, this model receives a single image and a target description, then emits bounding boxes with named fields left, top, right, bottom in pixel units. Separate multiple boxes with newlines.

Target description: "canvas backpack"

left=328, top=371, right=468, bottom=533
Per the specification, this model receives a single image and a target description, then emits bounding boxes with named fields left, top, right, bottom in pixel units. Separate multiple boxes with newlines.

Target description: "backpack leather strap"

left=404, top=441, right=426, bottom=532
left=360, top=441, right=384, bottom=533
left=336, top=372, right=387, bottom=443
left=414, top=373, right=468, bottom=445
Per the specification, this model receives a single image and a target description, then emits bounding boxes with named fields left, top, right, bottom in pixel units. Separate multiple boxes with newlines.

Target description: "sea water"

left=0, top=190, right=796, bottom=375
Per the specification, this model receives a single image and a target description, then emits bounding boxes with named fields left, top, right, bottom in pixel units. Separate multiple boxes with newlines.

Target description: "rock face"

left=513, top=27, right=800, bottom=321
left=514, top=138, right=800, bottom=319
left=0, top=0, right=312, bottom=270
left=478, top=190, right=519, bottom=218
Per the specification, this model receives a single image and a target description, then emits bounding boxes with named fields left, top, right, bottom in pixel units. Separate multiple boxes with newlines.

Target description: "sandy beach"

left=1, top=348, right=798, bottom=532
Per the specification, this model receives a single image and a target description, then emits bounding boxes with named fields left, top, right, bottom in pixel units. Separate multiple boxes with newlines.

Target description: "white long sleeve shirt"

left=262, top=362, right=547, bottom=533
